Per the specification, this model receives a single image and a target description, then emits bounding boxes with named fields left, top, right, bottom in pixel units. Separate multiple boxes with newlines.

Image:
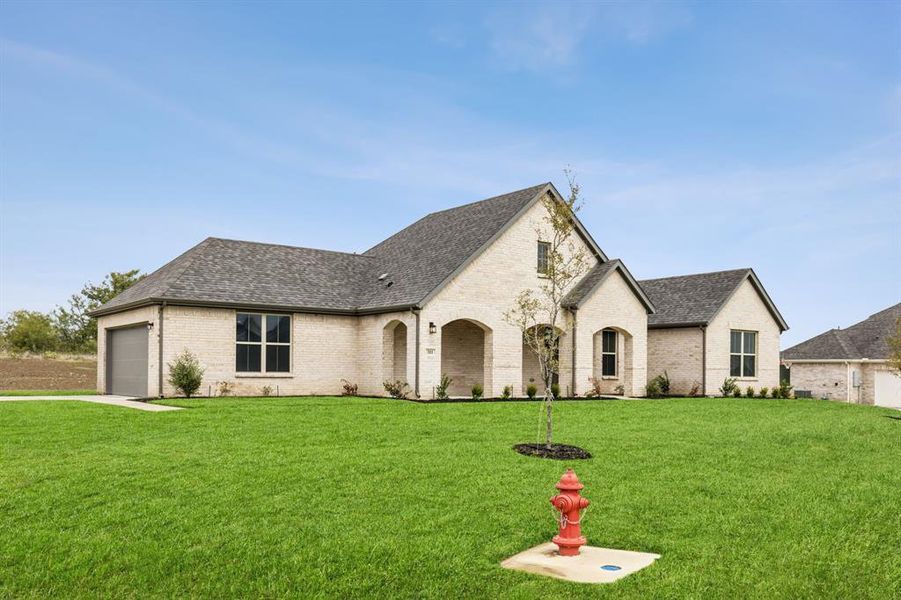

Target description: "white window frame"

left=601, top=329, right=618, bottom=378
left=730, top=329, right=757, bottom=378
left=236, top=312, right=291, bottom=374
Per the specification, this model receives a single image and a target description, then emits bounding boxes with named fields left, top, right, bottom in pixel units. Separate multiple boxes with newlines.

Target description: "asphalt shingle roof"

left=562, top=259, right=655, bottom=312
left=781, top=303, right=901, bottom=360
left=639, top=269, right=753, bottom=328
left=93, top=183, right=555, bottom=316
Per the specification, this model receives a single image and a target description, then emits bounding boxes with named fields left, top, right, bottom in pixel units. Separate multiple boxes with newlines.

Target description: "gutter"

left=413, top=308, right=421, bottom=398
left=700, top=325, right=707, bottom=396
left=570, top=309, right=578, bottom=396
left=158, top=302, right=165, bottom=398
left=90, top=297, right=420, bottom=319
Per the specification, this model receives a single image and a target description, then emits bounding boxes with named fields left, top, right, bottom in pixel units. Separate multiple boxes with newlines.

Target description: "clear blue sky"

left=1, top=1, right=898, bottom=346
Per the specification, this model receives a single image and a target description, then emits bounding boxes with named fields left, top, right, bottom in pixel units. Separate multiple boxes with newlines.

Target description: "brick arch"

left=592, top=326, right=634, bottom=396
left=440, top=319, right=493, bottom=397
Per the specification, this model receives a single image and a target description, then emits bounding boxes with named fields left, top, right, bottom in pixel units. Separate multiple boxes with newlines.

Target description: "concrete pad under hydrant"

left=501, top=542, right=660, bottom=584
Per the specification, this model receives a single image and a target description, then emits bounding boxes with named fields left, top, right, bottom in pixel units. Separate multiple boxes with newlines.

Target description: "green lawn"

left=1, top=397, right=898, bottom=598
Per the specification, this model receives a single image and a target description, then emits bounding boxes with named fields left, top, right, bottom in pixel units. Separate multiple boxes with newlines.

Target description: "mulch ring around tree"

left=513, top=443, right=592, bottom=460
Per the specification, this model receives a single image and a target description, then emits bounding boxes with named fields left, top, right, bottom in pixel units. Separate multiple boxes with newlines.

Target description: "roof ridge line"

left=423, top=182, right=550, bottom=217
left=163, top=237, right=218, bottom=297
left=639, top=267, right=751, bottom=283
left=206, top=236, right=376, bottom=259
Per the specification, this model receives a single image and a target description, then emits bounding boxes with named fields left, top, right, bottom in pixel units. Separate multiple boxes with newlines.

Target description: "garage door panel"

left=874, top=370, right=901, bottom=409
left=108, top=326, right=148, bottom=397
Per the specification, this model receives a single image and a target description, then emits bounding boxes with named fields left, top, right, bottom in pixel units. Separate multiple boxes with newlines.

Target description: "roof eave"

left=90, top=297, right=420, bottom=318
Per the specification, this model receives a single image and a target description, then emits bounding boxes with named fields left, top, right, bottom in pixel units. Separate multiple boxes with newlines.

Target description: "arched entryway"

left=383, top=320, right=408, bottom=383
left=592, top=326, right=633, bottom=396
left=440, top=319, right=492, bottom=397
left=521, top=324, right=560, bottom=395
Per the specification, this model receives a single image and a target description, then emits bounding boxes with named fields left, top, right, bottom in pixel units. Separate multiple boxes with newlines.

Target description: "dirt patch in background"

left=0, top=354, right=97, bottom=391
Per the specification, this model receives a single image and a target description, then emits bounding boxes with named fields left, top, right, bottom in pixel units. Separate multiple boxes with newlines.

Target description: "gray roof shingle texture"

left=562, top=260, right=620, bottom=308
left=639, top=269, right=752, bottom=328
left=781, top=303, right=901, bottom=360
left=95, top=183, right=550, bottom=315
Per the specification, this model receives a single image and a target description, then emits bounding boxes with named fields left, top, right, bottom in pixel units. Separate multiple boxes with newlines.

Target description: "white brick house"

left=781, top=303, right=900, bottom=408
left=640, top=269, right=789, bottom=396
left=91, top=183, right=784, bottom=400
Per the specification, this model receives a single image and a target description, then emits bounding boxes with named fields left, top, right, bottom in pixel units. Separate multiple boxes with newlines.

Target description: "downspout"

left=700, top=325, right=707, bottom=396
left=570, top=309, right=578, bottom=397
left=845, top=361, right=851, bottom=403
left=413, top=308, right=421, bottom=399
left=158, top=302, right=165, bottom=398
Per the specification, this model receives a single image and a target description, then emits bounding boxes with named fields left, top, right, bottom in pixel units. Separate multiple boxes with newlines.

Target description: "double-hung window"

left=601, top=329, right=617, bottom=377
left=537, top=241, right=550, bottom=275
left=236, top=313, right=290, bottom=373
left=730, top=330, right=756, bottom=378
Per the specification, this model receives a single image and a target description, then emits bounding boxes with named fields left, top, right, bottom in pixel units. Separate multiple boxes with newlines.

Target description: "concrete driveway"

left=0, top=394, right=182, bottom=412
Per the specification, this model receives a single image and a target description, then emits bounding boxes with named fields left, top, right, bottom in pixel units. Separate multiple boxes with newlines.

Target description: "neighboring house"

left=90, top=183, right=656, bottom=399
left=781, top=303, right=901, bottom=408
left=639, top=269, right=789, bottom=396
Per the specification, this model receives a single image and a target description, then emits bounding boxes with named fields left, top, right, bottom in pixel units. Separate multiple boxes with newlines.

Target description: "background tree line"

left=0, top=270, right=144, bottom=354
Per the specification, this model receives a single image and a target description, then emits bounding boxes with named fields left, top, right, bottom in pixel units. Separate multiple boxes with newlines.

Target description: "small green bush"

left=167, top=350, right=204, bottom=398
left=659, top=371, right=671, bottom=395
left=526, top=384, right=537, bottom=400
left=383, top=380, right=409, bottom=399
left=500, top=385, right=512, bottom=400
left=550, top=383, right=560, bottom=398
left=340, top=379, right=358, bottom=396
left=779, top=380, right=793, bottom=399
left=646, top=378, right=661, bottom=398
left=759, top=387, right=769, bottom=398
left=720, top=377, right=739, bottom=397
left=771, top=387, right=781, bottom=399
left=435, top=374, right=452, bottom=400
left=0, top=310, right=57, bottom=354
left=732, top=388, right=742, bottom=398
left=745, top=386, right=755, bottom=398
left=471, top=383, right=483, bottom=400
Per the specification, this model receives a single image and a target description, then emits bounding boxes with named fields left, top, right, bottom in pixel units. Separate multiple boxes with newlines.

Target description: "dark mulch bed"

left=513, top=443, right=592, bottom=460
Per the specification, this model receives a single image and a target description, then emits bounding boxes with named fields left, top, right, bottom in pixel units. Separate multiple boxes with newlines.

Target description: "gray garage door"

left=107, top=326, right=148, bottom=397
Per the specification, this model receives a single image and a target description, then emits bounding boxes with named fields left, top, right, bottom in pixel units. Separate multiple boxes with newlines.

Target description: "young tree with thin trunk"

left=888, top=317, right=901, bottom=375
left=504, top=172, right=589, bottom=449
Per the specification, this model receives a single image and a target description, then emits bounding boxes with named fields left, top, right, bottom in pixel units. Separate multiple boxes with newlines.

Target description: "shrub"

left=778, top=380, right=793, bottom=399
left=167, top=350, right=204, bottom=398
left=659, top=371, right=671, bottom=395
left=745, top=386, right=755, bottom=398
left=383, top=380, right=409, bottom=399
left=0, top=310, right=57, bottom=354
left=688, top=381, right=701, bottom=397
left=614, top=384, right=625, bottom=396
left=435, top=374, right=452, bottom=400
left=340, top=379, right=358, bottom=396
left=646, top=378, right=661, bottom=398
left=261, top=385, right=273, bottom=397
left=550, top=383, right=561, bottom=398
left=719, top=377, right=739, bottom=397
left=500, top=385, right=512, bottom=400
left=732, top=388, right=742, bottom=398
left=585, top=376, right=603, bottom=398
left=217, top=381, right=234, bottom=397
left=471, top=383, right=483, bottom=400
left=758, top=387, right=769, bottom=398
left=526, top=383, right=538, bottom=400
left=771, top=387, right=781, bottom=399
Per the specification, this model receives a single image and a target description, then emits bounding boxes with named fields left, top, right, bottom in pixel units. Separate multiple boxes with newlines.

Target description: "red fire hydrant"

left=549, top=469, right=590, bottom=556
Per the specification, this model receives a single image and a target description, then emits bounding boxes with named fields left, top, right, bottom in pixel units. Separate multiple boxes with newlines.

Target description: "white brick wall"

left=788, top=362, right=850, bottom=401
left=647, top=328, right=704, bottom=395
left=706, top=279, right=782, bottom=394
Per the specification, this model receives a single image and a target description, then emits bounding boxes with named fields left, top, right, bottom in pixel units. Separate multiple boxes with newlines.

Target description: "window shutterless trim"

left=730, top=329, right=757, bottom=378
left=236, top=312, right=291, bottom=374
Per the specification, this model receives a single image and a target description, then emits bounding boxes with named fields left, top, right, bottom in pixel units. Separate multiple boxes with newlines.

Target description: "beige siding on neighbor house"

left=419, top=198, right=597, bottom=398
left=96, top=305, right=159, bottom=396
left=647, top=327, right=704, bottom=396
left=788, top=362, right=851, bottom=401
left=706, top=279, right=781, bottom=394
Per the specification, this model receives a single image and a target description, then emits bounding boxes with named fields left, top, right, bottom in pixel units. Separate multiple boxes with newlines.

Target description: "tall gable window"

left=730, top=330, right=756, bottom=378
left=601, top=329, right=617, bottom=377
left=237, top=313, right=291, bottom=373
left=537, top=241, right=550, bottom=274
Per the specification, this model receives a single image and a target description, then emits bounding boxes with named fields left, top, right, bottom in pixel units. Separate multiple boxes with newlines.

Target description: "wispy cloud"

left=482, top=1, right=691, bottom=72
